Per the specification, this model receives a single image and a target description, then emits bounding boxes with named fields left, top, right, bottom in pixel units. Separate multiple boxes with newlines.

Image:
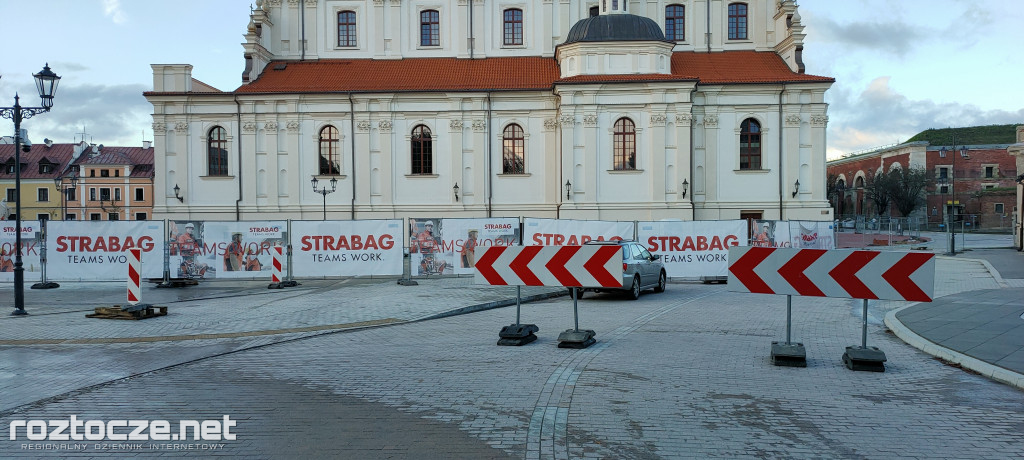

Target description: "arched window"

left=503, top=9, right=523, bottom=46
left=502, top=124, right=525, bottom=174
left=613, top=118, right=637, bottom=171
left=728, top=3, right=748, bottom=40
left=420, top=10, right=439, bottom=46
left=319, top=125, right=341, bottom=175
left=411, top=125, right=432, bottom=175
left=739, top=119, right=761, bottom=170
left=854, top=176, right=864, bottom=188
left=207, top=126, right=228, bottom=176
left=666, top=5, right=685, bottom=41
left=338, top=11, right=357, bottom=47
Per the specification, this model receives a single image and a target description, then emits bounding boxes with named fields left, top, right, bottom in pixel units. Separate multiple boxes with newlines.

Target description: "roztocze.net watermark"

left=9, top=415, right=236, bottom=451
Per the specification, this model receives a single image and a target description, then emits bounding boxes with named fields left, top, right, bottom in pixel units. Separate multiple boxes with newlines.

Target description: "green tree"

left=864, top=169, right=893, bottom=217
left=889, top=167, right=932, bottom=217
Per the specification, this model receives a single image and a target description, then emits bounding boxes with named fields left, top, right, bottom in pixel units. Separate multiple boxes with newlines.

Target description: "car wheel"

left=627, top=276, right=641, bottom=300
left=567, top=287, right=584, bottom=299
left=655, top=271, right=666, bottom=293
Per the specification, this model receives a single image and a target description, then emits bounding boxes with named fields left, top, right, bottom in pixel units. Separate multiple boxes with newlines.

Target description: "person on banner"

left=224, top=232, right=244, bottom=271
left=412, top=220, right=438, bottom=254
left=0, top=248, right=13, bottom=272
left=244, top=247, right=263, bottom=271
left=752, top=222, right=772, bottom=247
left=461, top=229, right=478, bottom=268
left=177, top=222, right=208, bottom=278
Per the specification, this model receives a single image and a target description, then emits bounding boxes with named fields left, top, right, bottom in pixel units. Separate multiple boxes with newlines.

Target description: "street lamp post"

left=55, top=168, right=79, bottom=220
left=939, top=139, right=968, bottom=256
left=311, top=176, right=338, bottom=221
left=1, top=64, right=61, bottom=316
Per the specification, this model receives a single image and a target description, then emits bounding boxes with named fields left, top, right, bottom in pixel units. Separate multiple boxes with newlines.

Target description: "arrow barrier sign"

left=727, top=247, right=935, bottom=302
left=475, top=245, right=623, bottom=288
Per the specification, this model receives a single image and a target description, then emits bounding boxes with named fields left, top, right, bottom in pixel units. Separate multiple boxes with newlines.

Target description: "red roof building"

left=145, top=0, right=834, bottom=225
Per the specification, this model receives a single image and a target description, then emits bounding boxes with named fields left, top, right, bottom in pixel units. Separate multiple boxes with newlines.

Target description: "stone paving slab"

left=1, top=277, right=563, bottom=342
left=2, top=286, right=1021, bottom=458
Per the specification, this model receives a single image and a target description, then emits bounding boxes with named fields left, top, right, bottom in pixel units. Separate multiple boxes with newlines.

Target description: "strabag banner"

left=291, top=219, right=403, bottom=277
left=174, top=221, right=289, bottom=279
left=440, top=218, right=520, bottom=275
left=46, top=221, right=165, bottom=280
left=638, top=220, right=747, bottom=278
left=750, top=220, right=835, bottom=249
left=524, top=218, right=634, bottom=246
left=1, top=220, right=41, bottom=281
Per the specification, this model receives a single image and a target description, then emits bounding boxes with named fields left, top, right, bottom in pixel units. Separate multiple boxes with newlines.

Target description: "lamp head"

left=33, top=64, right=60, bottom=109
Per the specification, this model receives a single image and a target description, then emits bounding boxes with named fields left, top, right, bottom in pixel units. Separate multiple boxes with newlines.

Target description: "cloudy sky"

left=1, top=0, right=1021, bottom=159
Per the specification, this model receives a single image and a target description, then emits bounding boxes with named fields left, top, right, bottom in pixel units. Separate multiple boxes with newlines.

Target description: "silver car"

left=568, top=240, right=667, bottom=300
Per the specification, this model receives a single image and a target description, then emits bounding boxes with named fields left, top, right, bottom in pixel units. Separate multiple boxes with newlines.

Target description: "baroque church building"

left=145, top=0, right=834, bottom=222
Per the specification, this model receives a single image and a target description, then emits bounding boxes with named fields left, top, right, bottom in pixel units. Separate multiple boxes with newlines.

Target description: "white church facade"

left=145, top=0, right=834, bottom=223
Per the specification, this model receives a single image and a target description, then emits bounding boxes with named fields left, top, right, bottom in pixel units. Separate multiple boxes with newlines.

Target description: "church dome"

left=562, top=14, right=672, bottom=45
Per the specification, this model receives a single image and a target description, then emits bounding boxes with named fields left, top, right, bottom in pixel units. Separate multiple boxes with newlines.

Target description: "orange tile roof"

left=149, top=51, right=830, bottom=96
left=670, top=51, right=833, bottom=84
left=234, top=57, right=560, bottom=94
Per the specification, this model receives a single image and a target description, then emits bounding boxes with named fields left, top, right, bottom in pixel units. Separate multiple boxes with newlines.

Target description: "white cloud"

left=103, top=0, right=128, bottom=24
left=827, top=77, right=1024, bottom=158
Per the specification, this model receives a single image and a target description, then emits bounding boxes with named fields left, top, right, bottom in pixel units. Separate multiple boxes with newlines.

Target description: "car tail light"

left=623, top=263, right=628, bottom=272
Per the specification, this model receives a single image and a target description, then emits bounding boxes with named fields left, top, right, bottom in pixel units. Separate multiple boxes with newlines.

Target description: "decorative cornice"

left=472, top=119, right=487, bottom=132
left=356, top=120, right=372, bottom=132
left=287, top=0, right=299, bottom=5
left=543, top=118, right=558, bottom=131
left=267, top=0, right=281, bottom=6
left=650, top=114, right=667, bottom=127
left=810, top=114, right=829, bottom=127
left=559, top=114, right=575, bottom=126
left=152, top=123, right=167, bottom=134
left=264, top=121, right=278, bottom=131
left=174, top=121, right=188, bottom=131
left=449, top=119, right=464, bottom=130
left=304, top=0, right=317, bottom=5
left=675, top=113, right=692, bottom=126
left=785, top=114, right=802, bottom=126
left=242, top=121, right=257, bottom=133
left=702, top=115, right=718, bottom=128
left=378, top=119, right=392, bottom=133
left=583, top=114, right=598, bottom=127
left=286, top=120, right=300, bottom=132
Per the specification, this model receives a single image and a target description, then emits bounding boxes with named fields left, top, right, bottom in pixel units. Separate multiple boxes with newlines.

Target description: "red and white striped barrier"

left=127, top=248, right=141, bottom=305
left=272, top=244, right=283, bottom=283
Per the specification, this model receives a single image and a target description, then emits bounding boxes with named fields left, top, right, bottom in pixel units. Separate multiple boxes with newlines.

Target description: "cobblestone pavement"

left=2, top=255, right=1023, bottom=458
left=0, top=277, right=562, bottom=412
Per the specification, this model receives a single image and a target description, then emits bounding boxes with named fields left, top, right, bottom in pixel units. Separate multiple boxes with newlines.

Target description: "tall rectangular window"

left=503, top=9, right=523, bottom=46
left=208, top=126, right=229, bottom=176
left=338, top=11, right=357, bottom=47
left=100, top=188, right=111, bottom=201
left=37, top=188, right=49, bottom=202
left=995, top=203, right=1004, bottom=214
left=728, top=3, right=748, bottom=40
left=135, top=188, right=144, bottom=201
left=411, top=125, right=433, bottom=175
left=420, top=10, right=440, bottom=46
left=114, top=188, right=121, bottom=201
left=666, top=5, right=685, bottom=41
left=90, top=188, right=97, bottom=201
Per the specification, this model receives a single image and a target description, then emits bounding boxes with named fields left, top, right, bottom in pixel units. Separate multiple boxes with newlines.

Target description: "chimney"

left=44, top=138, right=53, bottom=148
left=143, top=140, right=152, bottom=149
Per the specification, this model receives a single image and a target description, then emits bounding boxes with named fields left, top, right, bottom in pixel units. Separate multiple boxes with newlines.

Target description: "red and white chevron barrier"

left=475, top=245, right=623, bottom=288
left=272, top=244, right=283, bottom=283
left=127, top=248, right=141, bottom=305
left=727, top=247, right=935, bottom=302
